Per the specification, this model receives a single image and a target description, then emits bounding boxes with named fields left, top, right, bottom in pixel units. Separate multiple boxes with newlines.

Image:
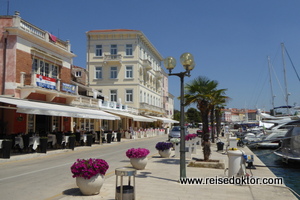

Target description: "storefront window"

left=90, top=119, right=94, bottom=131
left=52, top=116, right=60, bottom=132
left=27, top=114, right=35, bottom=133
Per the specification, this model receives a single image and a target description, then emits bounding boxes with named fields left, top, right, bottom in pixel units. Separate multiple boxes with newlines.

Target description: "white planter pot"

left=76, top=174, right=105, bottom=195
left=158, top=149, right=172, bottom=158
left=174, top=143, right=180, bottom=158
left=130, top=157, right=148, bottom=170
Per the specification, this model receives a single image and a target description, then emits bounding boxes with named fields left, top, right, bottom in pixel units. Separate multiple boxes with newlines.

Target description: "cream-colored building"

left=86, top=29, right=177, bottom=129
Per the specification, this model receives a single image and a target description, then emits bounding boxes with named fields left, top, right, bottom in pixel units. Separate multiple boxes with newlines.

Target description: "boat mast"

left=281, top=43, right=290, bottom=114
left=267, top=56, right=275, bottom=111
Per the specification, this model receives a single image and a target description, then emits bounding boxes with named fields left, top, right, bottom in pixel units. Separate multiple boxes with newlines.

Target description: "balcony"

left=139, top=102, right=164, bottom=115
left=104, top=54, right=122, bottom=64
left=71, top=96, right=99, bottom=108
left=19, top=19, right=70, bottom=51
left=155, top=71, right=163, bottom=80
left=18, top=72, right=77, bottom=103
left=142, top=59, right=152, bottom=71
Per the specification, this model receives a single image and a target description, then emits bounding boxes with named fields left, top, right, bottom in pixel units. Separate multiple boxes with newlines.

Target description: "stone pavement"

left=58, top=136, right=298, bottom=200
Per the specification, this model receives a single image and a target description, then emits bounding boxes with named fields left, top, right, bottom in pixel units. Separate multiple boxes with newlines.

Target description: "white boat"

left=274, top=126, right=300, bottom=162
left=247, top=119, right=300, bottom=148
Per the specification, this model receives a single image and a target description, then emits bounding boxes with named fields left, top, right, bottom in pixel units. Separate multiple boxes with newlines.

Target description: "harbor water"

left=251, top=148, right=300, bottom=199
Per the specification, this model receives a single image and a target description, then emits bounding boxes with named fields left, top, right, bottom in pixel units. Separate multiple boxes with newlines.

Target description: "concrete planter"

left=76, top=174, right=105, bottom=195
left=130, top=157, right=148, bottom=170
left=158, top=149, right=172, bottom=158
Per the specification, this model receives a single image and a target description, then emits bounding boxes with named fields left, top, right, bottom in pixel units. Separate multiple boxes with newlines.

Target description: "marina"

left=252, top=148, right=300, bottom=199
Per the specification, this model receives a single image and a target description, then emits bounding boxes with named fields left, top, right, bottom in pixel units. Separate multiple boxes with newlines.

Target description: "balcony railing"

left=71, top=96, right=99, bottom=108
left=99, top=100, right=132, bottom=112
left=20, top=72, right=61, bottom=91
left=142, top=59, right=152, bottom=71
left=155, top=71, right=163, bottom=80
left=19, top=19, right=69, bottom=51
left=104, top=54, right=122, bottom=64
left=139, top=102, right=164, bottom=114
left=20, top=20, right=45, bottom=39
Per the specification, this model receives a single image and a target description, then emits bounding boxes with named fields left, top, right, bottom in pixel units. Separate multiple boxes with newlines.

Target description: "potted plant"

left=185, top=134, right=197, bottom=141
left=68, top=134, right=76, bottom=150
left=86, top=133, right=93, bottom=146
left=185, top=134, right=198, bottom=154
left=126, top=148, right=150, bottom=170
left=71, top=158, right=109, bottom=195
left=116, top=130, right=122, bottom=142
left=106, top=131, right=112, bottom=143
left=39, top=137, right=48, bottom=153
left=155, top=142, right=173, bottom=158
left=170, top=138, right=180, bottom=146
left=1, top=139, right=12, bottom=159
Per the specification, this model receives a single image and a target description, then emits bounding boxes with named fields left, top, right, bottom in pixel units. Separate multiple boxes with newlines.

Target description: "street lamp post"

left=163, top=53, right=195, bottom=179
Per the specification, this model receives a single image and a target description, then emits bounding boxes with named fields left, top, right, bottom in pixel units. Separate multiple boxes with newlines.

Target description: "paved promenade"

left=1, top=131, right=298, bottom=200
left=60, top=134, right=298, bottom=200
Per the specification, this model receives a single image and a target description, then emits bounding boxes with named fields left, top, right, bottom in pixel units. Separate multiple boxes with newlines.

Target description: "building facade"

left=0, top=13, right=177, bottom=137
left=0, top=12, right=119, bottom=136
left=86, top=29, right=177, bottom=129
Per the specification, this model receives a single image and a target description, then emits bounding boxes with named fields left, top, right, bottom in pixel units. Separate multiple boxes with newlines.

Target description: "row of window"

left=140, top=91, right=161, bottom=107
left=108, top=89, right=133, bottom=102
left=95, top=44, right=133, bottom=57
left=94, top=44, right=161, bottom=72
left=94, top=66, right=133, bottom=79
left=106, top=89, right=161, bottom=107
left=32, top=58, right=59, bottom=79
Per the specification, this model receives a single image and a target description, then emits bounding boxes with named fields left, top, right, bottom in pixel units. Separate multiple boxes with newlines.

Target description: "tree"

left=186, top=107, right=201, bottom=125
left=184, top=76, right=229, bottom=161
left=208, top=89, right=229, bottom=143
left=184, top=76, right=219, bottom=135
left=173, top=109, right=180, bottom=122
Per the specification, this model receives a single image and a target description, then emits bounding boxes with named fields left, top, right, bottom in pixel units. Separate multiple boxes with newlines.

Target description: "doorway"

left=35, top=115, right=51, bottom=134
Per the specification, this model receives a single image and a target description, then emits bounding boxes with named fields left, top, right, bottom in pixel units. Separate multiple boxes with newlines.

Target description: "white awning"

left=0, top=97, right=120, bottom=120
left=105, top=110, right=156, bottom=122
left=146, top=116, right=179, bottom=123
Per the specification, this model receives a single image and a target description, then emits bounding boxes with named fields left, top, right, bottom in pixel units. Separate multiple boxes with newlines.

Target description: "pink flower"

left=126, top=148, right=150, bottom=158
left=185, top=134, right=198, bottom=141
left=70, top=158, right=109, bottom=179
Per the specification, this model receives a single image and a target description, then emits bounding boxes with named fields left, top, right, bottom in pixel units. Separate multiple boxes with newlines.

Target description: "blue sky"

left=1, top=0, right=300, bottom=111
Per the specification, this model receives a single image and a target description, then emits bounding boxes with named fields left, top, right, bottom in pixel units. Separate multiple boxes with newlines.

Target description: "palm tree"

left=209, top=89, right=229, bottom=143
left=184, top=76, right=229, bottom=161
left=184, top=76, right=218, bottom=134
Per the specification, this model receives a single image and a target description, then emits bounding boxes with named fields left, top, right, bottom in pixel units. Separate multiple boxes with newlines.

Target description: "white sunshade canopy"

left=0, top=97, right=120, bottom=120
left=146, top=116, right=179, bottom=123
left=105, top=110, right=156, bottom=122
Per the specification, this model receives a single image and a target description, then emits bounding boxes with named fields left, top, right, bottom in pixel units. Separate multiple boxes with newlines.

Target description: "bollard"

left=115, top=167, right=136, bottom=200
left=227, top=149, right=246, bottom=177
left=228, top=137, right=237, bottom=149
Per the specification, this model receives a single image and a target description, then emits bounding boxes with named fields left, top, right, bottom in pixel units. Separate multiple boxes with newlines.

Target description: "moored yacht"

left=274, top=126, right=300, bottom=162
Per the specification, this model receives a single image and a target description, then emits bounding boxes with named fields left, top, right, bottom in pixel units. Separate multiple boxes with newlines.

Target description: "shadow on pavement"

left=136, top=171, right=178, bottom=182
left=62, top=188, right=82, bottom=196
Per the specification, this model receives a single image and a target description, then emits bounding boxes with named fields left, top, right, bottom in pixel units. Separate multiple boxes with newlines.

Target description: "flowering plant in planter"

left=71, top=158, right=109, bottom=179
left=170, top=138, right=180, bottom=144
left=155, top=142, right=173, bottom=151
left=185, top=134, right=197, bottom=141
left=126, top=148, right=150, bottom=158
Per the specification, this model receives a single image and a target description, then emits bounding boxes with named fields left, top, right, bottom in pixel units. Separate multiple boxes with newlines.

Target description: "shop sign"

left=36, top=74, right=56, bottom=90
left=62, top=83, right=76, bottom=93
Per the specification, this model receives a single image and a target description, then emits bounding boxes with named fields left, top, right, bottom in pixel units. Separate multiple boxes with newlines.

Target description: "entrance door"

left=35, top=115, right=51, bottom=134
